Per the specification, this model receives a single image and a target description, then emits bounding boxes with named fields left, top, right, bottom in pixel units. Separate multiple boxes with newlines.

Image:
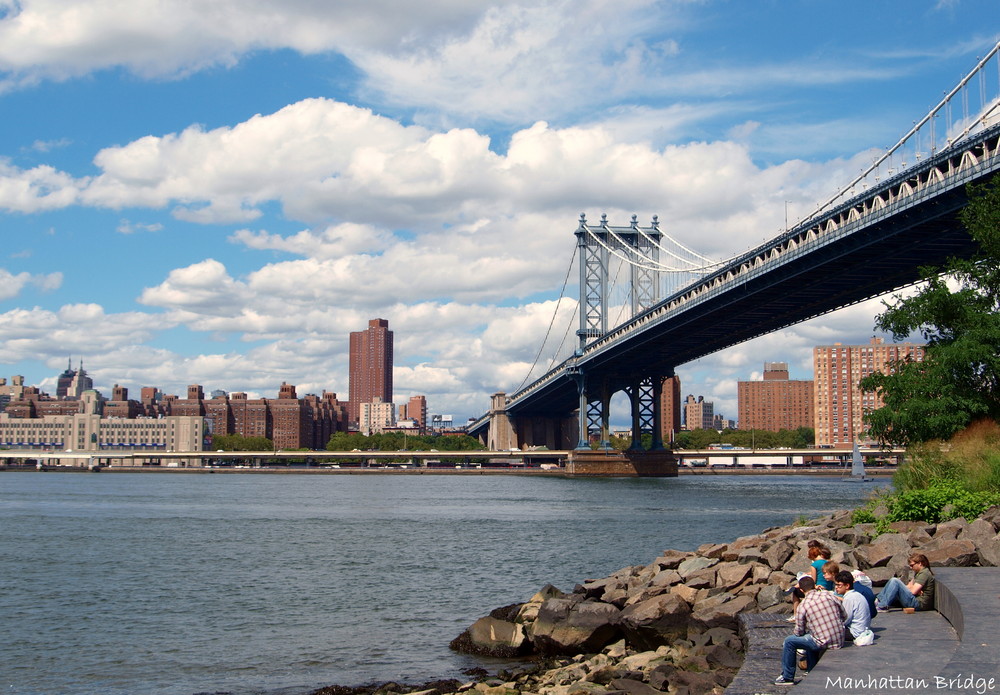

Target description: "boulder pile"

left=442, top=505, right=1000, bottom=695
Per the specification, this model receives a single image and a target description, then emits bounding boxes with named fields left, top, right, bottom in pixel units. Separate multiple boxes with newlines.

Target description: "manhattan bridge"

left=467, top=41, right=1000, bottom=475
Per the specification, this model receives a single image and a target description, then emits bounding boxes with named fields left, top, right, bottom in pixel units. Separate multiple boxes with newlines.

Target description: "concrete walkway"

left=727, top=568, right=1000, bottom=695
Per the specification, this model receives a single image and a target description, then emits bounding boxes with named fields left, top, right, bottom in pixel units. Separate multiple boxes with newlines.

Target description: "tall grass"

left=898, top=420, right=1000, bottom=494
left=852, top=420, right=1000, bottom=526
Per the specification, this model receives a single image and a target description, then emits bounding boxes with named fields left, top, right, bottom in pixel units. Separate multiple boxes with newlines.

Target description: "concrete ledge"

left=727, top=568, right=1000, bottom=695
left=725, top=613, right=792, bottom=695
left=791, top=609, right=958, bottom=695
left=931, top=568, right=1000, bottom=690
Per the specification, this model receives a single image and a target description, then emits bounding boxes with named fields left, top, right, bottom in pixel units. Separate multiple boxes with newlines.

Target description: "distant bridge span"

left=469, top=122, right=1000, bottom=449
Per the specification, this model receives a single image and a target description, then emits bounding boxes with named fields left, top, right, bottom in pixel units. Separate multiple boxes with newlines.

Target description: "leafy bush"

left=884, top=479, right=999, bottom=523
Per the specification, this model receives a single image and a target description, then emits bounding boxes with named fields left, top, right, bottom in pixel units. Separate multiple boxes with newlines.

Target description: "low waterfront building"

left=0, top=397, right=204, bottom=467
left=4, top=378, right=349, bottom=452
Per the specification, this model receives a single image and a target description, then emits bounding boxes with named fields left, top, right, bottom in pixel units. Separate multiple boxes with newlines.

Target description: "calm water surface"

left=0, top=471, right=887, bottom=695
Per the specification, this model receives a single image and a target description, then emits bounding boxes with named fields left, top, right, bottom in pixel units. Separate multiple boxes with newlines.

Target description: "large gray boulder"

left=962, top=519, right=1000, bottom=566
left=761, top=540, right=794, bottom=570
left=689, top=593, right=755, bottom=630
left=755, top=583, right=787, bottom=611
left=858, top=532, right=911, bottom=568
left=924, top=538, right=979, bottom=567
left=677, top=556, right=718, bottom=579
left=617, top=593, right=691, bottom=650
left=530, top=596, right=622, bottom=655
left=715, top=561, right=753, bottom=590
left=978, top=505, right=1000, bottom=531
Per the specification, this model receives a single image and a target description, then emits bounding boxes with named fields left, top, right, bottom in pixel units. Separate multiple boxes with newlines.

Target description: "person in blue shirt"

left=834, top=570, right=872, bottom=641
left=809, top=542, right=833, bottom=590
left=850, top=569, right=877, bottom=619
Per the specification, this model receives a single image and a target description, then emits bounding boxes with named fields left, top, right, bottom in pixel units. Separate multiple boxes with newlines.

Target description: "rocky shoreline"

left=309, top=505, right=1000, bottom=695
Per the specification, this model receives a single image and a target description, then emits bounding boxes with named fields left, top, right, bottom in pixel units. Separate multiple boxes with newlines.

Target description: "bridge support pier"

left=566, top=449, right=678, bottom=477
left=486, top=392, right=517, bottom=451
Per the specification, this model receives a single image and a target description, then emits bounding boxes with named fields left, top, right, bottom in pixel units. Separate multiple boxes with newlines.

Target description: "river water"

left=0, top=471, right=887, bottom=695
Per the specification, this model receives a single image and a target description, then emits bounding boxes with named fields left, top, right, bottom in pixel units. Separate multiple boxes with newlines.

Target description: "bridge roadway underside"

left=512, top=181, right=981, bottom=419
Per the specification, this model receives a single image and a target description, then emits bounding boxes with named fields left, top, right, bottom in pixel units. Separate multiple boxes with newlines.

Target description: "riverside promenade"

left=727, top=567, right=1000, bottom=695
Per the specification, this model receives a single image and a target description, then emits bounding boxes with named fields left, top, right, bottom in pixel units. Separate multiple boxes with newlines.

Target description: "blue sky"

left=1, top=0, right=997, bottom=426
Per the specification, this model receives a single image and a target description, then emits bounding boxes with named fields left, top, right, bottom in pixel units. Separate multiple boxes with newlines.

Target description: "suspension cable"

left=801, top=39, right=1000, bottom=226
left=633, top=223, right=719, bottom=267
left=583, top=224, right=730, bottom=274
left=514, top=246, right=577, bottom=392
left=583, top=224, right=694, bottom=272
left=546, top=299, right=579, bottom=373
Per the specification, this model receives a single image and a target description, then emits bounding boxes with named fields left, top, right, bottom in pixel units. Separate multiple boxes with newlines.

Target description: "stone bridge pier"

left=484, top=392, right=677, bottom=477
left=485, top=393, right=576, bottom=451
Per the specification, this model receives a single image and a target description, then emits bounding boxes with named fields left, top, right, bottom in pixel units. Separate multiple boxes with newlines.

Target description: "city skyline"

left=1, top=1, right=996, bottom=425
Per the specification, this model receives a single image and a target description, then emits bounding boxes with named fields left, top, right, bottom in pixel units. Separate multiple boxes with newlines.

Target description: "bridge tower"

left=576, top=213, right=662, bottom=349
left=574, top=214, right=666, bottom=449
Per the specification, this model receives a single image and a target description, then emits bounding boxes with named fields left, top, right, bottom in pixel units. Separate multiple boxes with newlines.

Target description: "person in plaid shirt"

left=775, top=574, right=846, bottom=685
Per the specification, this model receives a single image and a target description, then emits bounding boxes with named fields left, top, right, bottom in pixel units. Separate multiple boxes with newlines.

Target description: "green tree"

left=212, top=433, right=273, bottom=451
left=861, top=175, right=1000, bottom=445
left=326, top=431, right=485, bottom=452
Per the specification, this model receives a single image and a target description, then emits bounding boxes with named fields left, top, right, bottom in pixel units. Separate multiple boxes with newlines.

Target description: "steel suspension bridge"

left=467, top=41, right=1000, bottom=460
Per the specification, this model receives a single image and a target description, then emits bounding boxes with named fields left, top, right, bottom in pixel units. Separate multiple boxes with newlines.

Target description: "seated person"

left=775, top=575, right=846, bottom=685
left=820, top=560, right=841, bottom=590
left=875, top=552, right=935, bottom=611
left=850, top=569, right=877, bottom=618
left=834, top=570, right=872, bottom=640
left=809, top=543, right=834, bottom=590
left=783, top=571, right=809, bottom=622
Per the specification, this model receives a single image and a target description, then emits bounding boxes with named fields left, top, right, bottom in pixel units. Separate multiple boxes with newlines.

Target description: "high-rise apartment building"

left=683, top=395, right=714, bottom=431
left=400, top=395, right=427, bottom=432
left=813, top=338, right=925, bottom=447
left=738, top=362, right=814, bottom=432
left=360, top=397, right=396, bottom=435
left=348, top=318, right=394, bottom=425
left=659, top=375, right=682, bottom=443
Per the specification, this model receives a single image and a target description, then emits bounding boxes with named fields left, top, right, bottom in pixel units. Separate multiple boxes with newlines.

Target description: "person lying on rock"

left=875, top=552, right=935, bottom=612
left=834, top=570, right=873, bottom=644
left=774, top=574, right=846, bottom=685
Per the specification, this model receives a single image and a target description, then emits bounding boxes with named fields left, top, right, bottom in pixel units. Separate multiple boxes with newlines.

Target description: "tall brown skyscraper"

left=348, top=318, right=394, bottom=425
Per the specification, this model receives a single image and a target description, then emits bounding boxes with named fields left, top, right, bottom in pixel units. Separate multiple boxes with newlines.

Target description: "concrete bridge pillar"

left=487, top=392, right=516, bottom=451
left=651, top=379, right=666, bottom=450
left=628, top=378, right=644, bottom=451
left=597, top=379, right=613, bottom=449
left=570, top=369, right=590, bottom=450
